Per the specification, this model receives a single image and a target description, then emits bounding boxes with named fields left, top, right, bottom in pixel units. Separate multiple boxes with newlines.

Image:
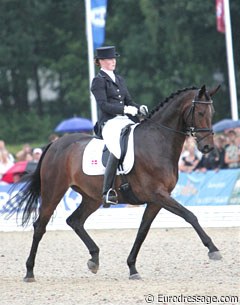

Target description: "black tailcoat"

left=91, top=70, right=140, bottom=129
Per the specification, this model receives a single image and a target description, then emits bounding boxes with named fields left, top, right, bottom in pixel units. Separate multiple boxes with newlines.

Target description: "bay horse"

left=6, top=85, right=222, bottom=282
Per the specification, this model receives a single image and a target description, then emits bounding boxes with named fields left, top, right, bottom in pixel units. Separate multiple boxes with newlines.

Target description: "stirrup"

left=103, top=188, right=118, bottom=207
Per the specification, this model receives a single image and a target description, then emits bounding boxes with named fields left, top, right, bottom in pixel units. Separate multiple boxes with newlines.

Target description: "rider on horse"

left=91, top=46, right=148, bottom=207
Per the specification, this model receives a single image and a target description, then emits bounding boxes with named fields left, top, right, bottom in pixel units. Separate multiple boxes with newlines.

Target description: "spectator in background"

left=194, top=134, right=227, bottom=172
left=0, top=140, right=15, bottom=163
left=179, top=138, right=200, bottom=173
left=235, top=131, right=240, bottom=150
left=194, top=149, right=219, bottom=172
left=214, top=134, right=227, bottom=169
left=224, top=130, right=240, bottom=169
left=0, top=140, right=15, bottom=179
left=0, top=149, right=14, bottom=179
left=0, top=140, right=5, bottom=150
left=41, top=133, right=59, bottom=152
left=32, top=148, right=42, bottom=163
left=48, top=133, right=59, bottom=143
left=16, top=143, right=33, bottom=161
left=12, top=172, right=25, bottom=183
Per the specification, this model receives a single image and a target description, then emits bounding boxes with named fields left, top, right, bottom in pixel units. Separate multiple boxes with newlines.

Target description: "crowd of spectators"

left=0, top=134, right=59, bottom=183
left=179, top=128, right=240, bottom=173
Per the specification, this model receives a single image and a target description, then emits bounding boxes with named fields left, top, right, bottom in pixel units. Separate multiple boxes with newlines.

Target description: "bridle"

left=153, top=93, right=214, bottom=142
left=185, top=96, right=213, bottom=142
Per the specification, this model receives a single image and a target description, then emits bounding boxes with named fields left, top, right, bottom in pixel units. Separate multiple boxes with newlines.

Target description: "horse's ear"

left=197, top=85, right=206, bottom=98
left=209, top=84, right=221, bottom=97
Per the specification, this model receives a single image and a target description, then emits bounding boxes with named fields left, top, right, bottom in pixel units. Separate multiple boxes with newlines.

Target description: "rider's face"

left=99, top=58, right=116, bottom=71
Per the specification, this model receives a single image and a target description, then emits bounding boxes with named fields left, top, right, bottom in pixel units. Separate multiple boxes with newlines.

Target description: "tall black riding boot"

left=102, top=153, right=119, bottom=208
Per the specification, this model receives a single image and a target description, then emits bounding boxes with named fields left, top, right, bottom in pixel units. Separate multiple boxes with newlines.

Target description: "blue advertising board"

left=172, top=169, right=240, bottom=206
left=0, top=169, right=240, bottom=215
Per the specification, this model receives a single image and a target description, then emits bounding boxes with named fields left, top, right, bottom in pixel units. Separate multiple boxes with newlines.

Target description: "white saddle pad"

left=82, top=124, right=138, bottom=175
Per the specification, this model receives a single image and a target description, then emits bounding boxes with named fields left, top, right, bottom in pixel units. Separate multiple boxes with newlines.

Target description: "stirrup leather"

left=105, top=188, right=118, bottom=205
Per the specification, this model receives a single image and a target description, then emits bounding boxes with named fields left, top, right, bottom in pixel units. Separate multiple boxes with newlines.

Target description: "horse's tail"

left=3, top=143, right=52, bottom=226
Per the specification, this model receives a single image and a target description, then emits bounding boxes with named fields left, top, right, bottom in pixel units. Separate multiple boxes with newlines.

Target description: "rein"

left=155, top=122, right=188, bottom=136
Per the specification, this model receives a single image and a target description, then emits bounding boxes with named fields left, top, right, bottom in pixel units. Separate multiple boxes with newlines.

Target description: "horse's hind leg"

left=24, top=215, right=49, bottom=282
left=159, top=195, right=222, bottom=260
left=24, top=196, right=65, bottom=281
left=66, top=195, right=101, bottom=274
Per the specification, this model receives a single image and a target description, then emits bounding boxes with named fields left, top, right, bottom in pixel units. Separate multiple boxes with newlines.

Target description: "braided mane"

left=146, top=86, right=198, bottom=119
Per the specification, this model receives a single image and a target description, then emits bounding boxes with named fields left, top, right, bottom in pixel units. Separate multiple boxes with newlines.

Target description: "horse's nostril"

left=204, top=145, right=209, bottom=152
left=202, top=145, right=214, bottom=153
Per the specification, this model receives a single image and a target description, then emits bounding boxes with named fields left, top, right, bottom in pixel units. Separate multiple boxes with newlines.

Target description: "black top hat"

left=95, top=46, right=120, bottom=59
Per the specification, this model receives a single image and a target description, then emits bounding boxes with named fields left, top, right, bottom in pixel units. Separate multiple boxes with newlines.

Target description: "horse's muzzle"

left=200, top=144, right=214, bottom=154
left=196, top=131, right=214, bottom=154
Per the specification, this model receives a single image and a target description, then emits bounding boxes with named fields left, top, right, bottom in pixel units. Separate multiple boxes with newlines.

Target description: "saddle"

left=82, top=124, right=138, bottom=176
left=82, top=123, right=142, bottom=204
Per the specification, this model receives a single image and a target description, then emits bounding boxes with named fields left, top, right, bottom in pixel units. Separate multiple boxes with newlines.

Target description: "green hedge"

left=0, top=111, right=61, bottom=145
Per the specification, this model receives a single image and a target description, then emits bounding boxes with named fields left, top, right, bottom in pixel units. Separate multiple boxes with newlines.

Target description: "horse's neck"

left=152, top=100, right=187, bottom=132
left=136, top=121, right=186, bottom=168
left=141, top=98, right=189, bottom=163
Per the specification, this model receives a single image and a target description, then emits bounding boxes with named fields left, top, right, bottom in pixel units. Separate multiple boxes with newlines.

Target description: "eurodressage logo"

left=91, top=6, right=106, bottom=28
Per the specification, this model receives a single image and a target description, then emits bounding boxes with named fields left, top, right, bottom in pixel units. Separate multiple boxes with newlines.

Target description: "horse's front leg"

left=159, top=194, right=222, bottom=260
left=66, top=197, right=101, bottom=274
left=127, top=204, right=162, bottom=280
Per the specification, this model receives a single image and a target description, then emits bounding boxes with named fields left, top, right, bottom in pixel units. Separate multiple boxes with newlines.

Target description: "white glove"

left=140, top=105, right=148, bottom=116
left=124, top=106, right=138, bottom=116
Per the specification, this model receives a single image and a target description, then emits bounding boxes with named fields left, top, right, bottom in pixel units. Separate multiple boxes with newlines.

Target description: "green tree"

left=0, top=0, right=239, bottom=144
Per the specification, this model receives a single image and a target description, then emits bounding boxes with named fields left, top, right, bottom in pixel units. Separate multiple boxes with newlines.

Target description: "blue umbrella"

left=54, top=117, right=93, bottom=133
left=213, top=119, right=240, bottom=133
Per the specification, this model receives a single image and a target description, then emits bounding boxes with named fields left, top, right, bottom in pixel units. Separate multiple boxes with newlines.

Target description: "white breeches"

left=102, top=116, right=134, bottom=159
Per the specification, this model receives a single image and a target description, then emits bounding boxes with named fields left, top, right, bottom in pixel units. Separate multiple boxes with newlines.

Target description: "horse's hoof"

left=208, top=251, right=222, bottom=260
left=23, top=277, right=35, bottom=283
left=87, top=259, right=99, bottom=274
left=129, top=273, right=142, bottom=280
